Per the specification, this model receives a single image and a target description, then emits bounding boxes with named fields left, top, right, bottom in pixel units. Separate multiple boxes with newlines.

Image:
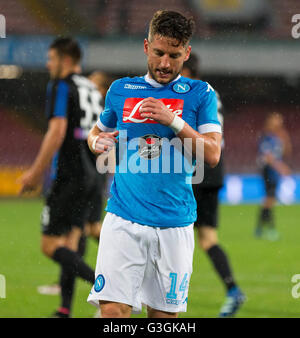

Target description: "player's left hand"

left=17, top=169, right=41, bottom=195
left=139, top=97, right=175, bottom=126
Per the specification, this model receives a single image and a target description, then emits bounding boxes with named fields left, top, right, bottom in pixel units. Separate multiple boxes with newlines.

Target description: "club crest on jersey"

left=94, top=274, right=105, bottom=293
left=123, top=98, right=183, bottom=123
left=139, top=134, right=162, bottom=159
left=172, top=83, right=190, bottom=94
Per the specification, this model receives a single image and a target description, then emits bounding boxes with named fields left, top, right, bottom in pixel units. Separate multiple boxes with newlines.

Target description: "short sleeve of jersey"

left=45, top=80, right=69, bottom=120
left=96, top=82, right=117, bottom=132
left=196, top=83, right=222, bottom=134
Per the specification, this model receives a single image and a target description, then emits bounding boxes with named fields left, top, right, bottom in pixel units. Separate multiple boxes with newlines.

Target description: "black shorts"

left=41, top=178, right=92, bottom=236
left=192, top=186, right=221, bottom=228
left=84, top=173, right=106, bottom=224
left=262, top=168, right=278, bottom=198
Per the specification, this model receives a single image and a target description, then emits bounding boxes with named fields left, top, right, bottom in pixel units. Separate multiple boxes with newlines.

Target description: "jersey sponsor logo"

left=94, top=274, right=105, bottom=293
left=124, top=84, right=147, bottom=90
left=166, top=298, right=180, bottom=305
left=123, top=98, right=183, bottom=124
left=138, top=134, right=162, bottom=159
left=172, top=83, right=191, bottom=94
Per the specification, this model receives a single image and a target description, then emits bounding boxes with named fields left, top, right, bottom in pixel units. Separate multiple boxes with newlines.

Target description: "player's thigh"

left=41, top=234, right=67, bottom=257
left=141, top=225, right=194, bottom=314
left=100, top=301, right=132, bottom=318
left=196, top=188, right=220, bottom=250
left=197, top=226, right=218, bottom=250
left=147, top=306, right=178, bottom=318
left=65, top=226, right=82, bottom=252
left=88, top=213, right=148, bottom=312
left=86, top=221, right=101, bottom=239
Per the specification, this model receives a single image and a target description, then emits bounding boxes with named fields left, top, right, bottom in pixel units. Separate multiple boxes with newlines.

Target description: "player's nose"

left=159, top=55, right=171, bottom=69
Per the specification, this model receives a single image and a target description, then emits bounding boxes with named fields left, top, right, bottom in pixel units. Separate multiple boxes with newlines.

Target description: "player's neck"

left=59, top=66, right=78, bottom=79
left=145, top=72, right=181, bottom=88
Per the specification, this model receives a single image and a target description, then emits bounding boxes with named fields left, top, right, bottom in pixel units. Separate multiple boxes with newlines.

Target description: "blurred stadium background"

left=1, top=0, right=300, bottom=202
left=1, top=0, right=300, bottom=318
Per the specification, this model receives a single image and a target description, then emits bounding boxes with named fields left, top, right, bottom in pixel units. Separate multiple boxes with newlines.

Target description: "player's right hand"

left=17, top=168, right=41, bottom=195
left=92, top=130, right=119, bottom=154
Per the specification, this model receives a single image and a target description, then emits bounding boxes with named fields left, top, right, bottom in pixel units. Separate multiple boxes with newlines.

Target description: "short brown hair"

left=148, top=10, right=195, bottom=47
left=50, top=37, right=81, bottom=63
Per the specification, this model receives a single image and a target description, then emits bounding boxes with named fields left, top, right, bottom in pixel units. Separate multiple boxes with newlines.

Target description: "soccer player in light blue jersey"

left=87, top=10, right=222, bottom=318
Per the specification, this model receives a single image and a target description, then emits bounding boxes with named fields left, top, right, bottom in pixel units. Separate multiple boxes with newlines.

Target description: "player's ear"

left=62, top=54, right=73, bottom=67
left=144, top=39, right=149, bottom=55
left=184, top=45, right=192, bottom=62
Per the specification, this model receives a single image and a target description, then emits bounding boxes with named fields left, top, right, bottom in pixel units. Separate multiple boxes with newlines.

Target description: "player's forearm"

left=177, top=123, right=221, bottom=168
left=87, top=124, right=102, bottom=155
left=138, top=98, right=221, bottom=166
left=88, top=124, right=119, bottom=155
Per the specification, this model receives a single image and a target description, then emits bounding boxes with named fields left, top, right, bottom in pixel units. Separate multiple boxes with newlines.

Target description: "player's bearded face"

left=47, top=49, right=63, bottom=79
left=144, top=35, right=191, bottom=84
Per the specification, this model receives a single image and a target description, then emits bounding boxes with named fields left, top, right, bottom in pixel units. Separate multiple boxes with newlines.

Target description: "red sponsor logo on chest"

left=123, top=98, right=183, bottom=123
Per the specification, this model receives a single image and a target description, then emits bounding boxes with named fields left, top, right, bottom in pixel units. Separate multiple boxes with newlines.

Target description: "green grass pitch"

left=0, top=198, right=299, bottom=318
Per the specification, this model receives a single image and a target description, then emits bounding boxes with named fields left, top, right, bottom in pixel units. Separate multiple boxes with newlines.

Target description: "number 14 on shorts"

left=166, top=272, right=188, bottom=305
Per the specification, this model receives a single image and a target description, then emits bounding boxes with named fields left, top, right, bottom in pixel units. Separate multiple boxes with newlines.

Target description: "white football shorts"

left=87, top=212, right=195, bottom=313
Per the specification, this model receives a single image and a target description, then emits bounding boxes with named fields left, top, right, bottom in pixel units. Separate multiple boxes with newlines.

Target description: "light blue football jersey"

left=96, top=74, right=221, bottom=227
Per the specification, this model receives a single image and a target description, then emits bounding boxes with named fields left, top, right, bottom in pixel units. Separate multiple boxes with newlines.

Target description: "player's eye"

left=154, top=50, right=164, bottom=57
left=170, top=53, right=181, bottom=59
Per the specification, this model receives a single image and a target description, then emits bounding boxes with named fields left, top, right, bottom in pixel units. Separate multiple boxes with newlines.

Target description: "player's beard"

left=147, top=63, right=182, bottom=85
